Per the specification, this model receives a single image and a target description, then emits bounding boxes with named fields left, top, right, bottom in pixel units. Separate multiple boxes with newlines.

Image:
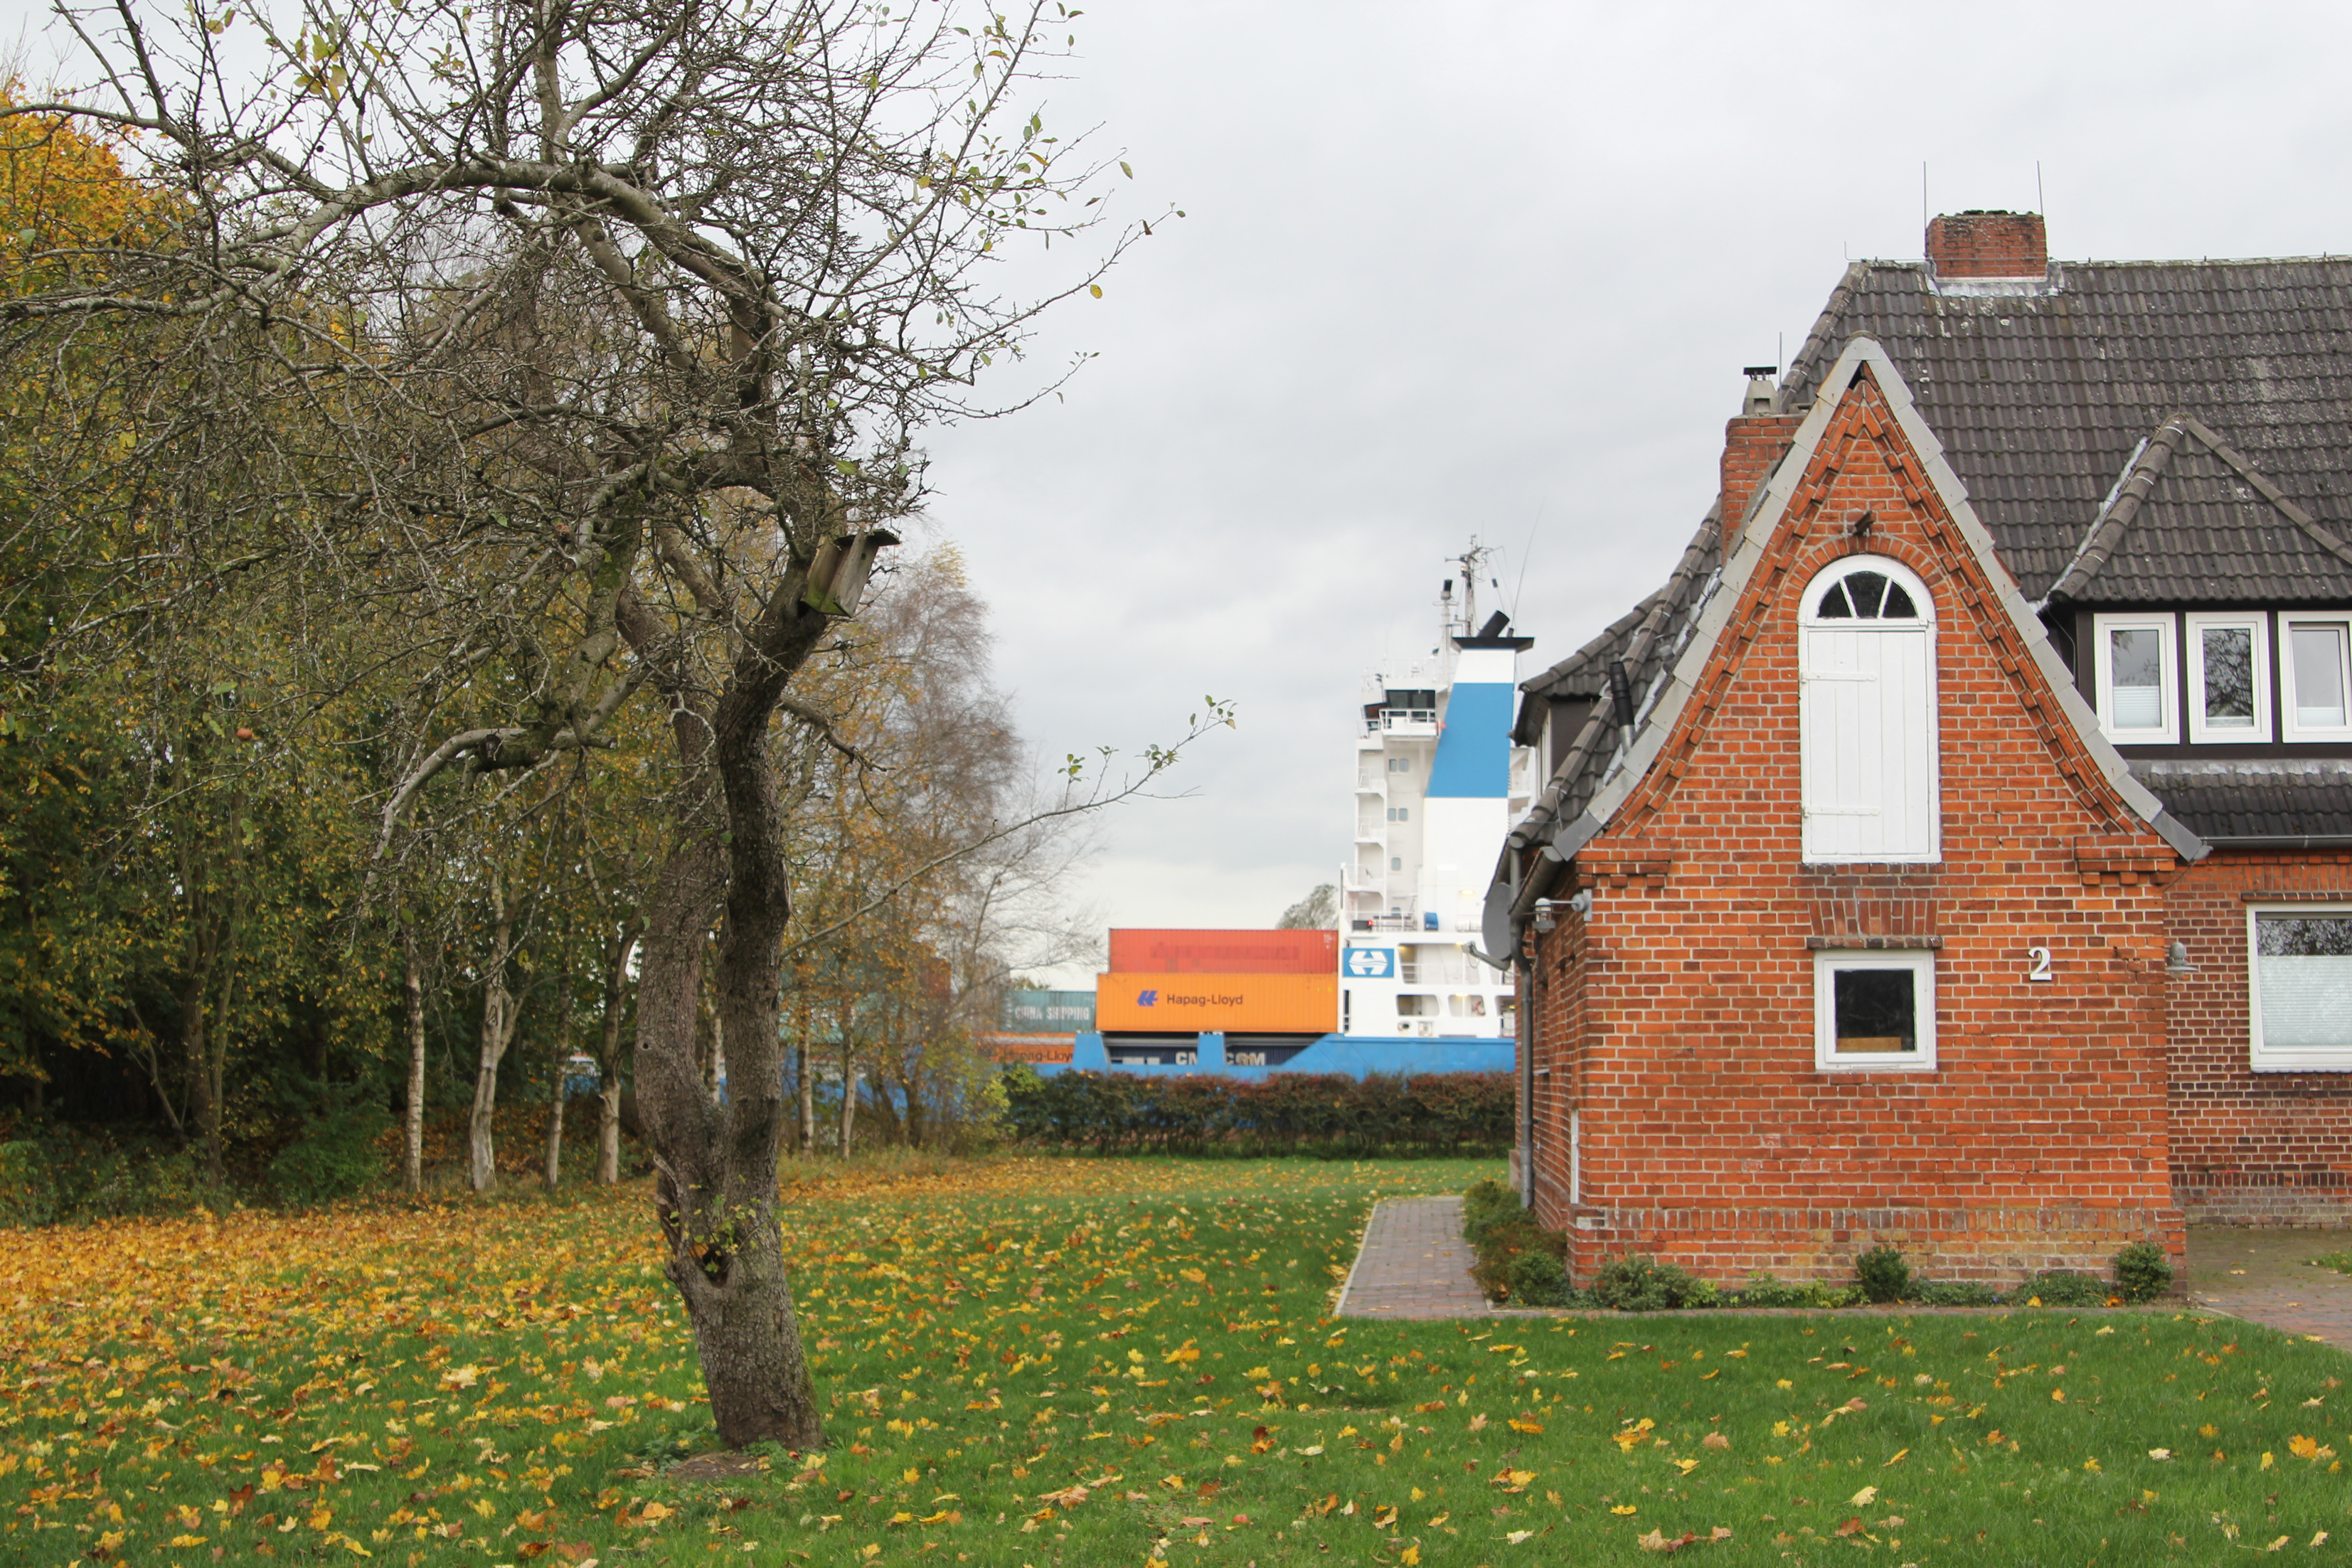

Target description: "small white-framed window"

left=2185, top=613, right=2272, bottom=744
left=2249, top=905, right=2352, bottom=1071
left=1388, top=757, right=1412, bottom=773
left=1813, top=950, right=1937, bottom=1073
left=1799, top=556, right=1939, bottom=864
left=2091, top=612, right=2178, bottom=742
left=2282, top=616, right=2352, bottom=741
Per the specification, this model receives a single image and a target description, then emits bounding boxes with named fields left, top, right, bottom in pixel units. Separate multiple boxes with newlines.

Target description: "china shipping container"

left=1105, top=928, right=1338, bottom=976
left=1094, top=971, right=1339, bottom=1034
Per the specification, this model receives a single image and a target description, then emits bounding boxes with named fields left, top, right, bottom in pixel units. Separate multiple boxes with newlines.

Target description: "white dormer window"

left=1799, top=557, right=1939, bottom=864
left=2186, top=613, right=2272, bottom=745
left=2092, top=612, right=2178, bottom=742
left=2282, top=616, right=2352, bottom=741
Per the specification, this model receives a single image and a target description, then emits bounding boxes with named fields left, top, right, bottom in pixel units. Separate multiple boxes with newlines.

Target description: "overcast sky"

left=11, top=1, right=2352, bottom=983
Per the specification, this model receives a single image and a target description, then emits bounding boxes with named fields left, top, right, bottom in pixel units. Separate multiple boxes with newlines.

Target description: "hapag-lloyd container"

left=1094, top=971, right=1338, bottom=1033
left=1105, top=928, right=1338, bottom=976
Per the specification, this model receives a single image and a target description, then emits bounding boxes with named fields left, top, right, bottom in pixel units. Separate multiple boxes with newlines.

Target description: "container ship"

left=1012, top=545, right=1531, bottom=1079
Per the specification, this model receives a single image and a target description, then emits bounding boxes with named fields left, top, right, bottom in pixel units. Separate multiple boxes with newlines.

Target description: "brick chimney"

left=1925, top=210, right=2047, bottom=279
left=1720, top=369, right=1799, bottom=564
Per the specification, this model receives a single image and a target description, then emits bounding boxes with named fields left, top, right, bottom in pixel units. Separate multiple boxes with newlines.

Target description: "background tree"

left=1278, top=884, right=1339, bottom=929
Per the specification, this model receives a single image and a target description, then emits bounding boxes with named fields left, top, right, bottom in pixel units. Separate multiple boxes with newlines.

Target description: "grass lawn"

left=4, top=1154, right=2350, bottom=1567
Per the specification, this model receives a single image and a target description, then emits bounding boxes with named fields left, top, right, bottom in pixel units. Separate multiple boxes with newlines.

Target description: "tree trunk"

left=544, top=1043, right=567, bottom=1190
left=403, top=937, right=426, bottom=1194
left=838, top=1035, right=857, bottom=1158
left=468, top=873, right=516, bottom=1193
left=708, top=1008, right=728, bottom=1108
left=794, top=995, right=814, bottom=1153
left=596, top=927, right=636, bottom=1186
left=627, top=570, right=836, bottom=1451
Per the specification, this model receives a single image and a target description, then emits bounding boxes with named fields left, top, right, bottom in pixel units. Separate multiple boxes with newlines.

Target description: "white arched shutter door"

left=1802, top=624, right=1932, bottom=860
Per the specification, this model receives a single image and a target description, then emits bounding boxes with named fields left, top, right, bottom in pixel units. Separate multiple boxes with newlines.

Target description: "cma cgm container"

left=1095, top=972, right=1338, bottom=1034
left=1106, top=929, right=1337, bottom=975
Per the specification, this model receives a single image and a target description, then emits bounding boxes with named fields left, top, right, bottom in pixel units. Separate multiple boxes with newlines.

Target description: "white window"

left=1799, top=557, right=1938, bottom=863
left=2091, top=612, right=2178, bottom=742
left=1813, top=950, right=1937, bottom=1073
left=2185, top=613, right=2272, bottom=744
left=2249, top=906, right=2352, bottom=1072
left=2282, top=616, right=2352, bottom=741
left=1388, top=757, right=1412, bottom=773
left=1390, top=856, right=1402, bottom=870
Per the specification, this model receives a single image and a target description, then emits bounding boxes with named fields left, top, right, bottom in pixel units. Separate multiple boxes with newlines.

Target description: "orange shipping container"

left=1095, top=972, right=1337, bottom=1034
left=1106, top=928, right=1338, bottom=975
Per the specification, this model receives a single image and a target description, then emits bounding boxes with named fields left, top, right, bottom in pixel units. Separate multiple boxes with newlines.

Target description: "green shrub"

left=2018, top=1270, right=2109, bottom=1308
left=1855, top=1244, right=1910, bottom=1303
left=1906, top=1279, right=1999, bottom=1307
left=1462, top=1178, right=1522, bottom=1247
left=269, top=1104, right=393, bottom=1208
left=1504, top=1249, right=1569, bottom=1307
left=1591, top=1255, right=1717, bottom=1312
left=2112, top=1242, right=2173, bottom=1303
left=0, top=1141, right=56, bottom=1226
left=1728, top=1274, right=1863, bottom=1309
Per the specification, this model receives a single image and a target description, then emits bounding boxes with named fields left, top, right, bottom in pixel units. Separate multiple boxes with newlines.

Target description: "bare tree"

left=7, top=0, right=1182, bottom=1446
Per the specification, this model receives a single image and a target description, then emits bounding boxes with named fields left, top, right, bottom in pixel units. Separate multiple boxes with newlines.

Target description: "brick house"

left=1484, top=213, right=2352, bottom=1287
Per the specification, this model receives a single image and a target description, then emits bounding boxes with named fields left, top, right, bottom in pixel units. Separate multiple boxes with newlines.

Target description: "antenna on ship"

left=1450, top=538, right=1494, bottom=639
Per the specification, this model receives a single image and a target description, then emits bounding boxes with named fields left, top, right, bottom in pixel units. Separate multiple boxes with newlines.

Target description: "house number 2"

left=2026, top=946, right=2053, bottom=983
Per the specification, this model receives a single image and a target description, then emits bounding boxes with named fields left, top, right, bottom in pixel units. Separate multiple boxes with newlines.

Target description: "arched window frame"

left=1797, top=555, right=1941, bottom=865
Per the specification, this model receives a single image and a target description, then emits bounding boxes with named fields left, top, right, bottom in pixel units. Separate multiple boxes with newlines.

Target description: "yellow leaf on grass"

left=1508, top=1419, right=1544, bottom=1434
left=1400, top=1547, right=1421, bottom=1566
left=1610, top=1504, right=1638, bottom=1515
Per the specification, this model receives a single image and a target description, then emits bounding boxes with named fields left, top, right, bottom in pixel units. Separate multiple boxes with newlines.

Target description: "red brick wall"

left=1525, top=369, right=2182, bottom=1290
left=2166, top=849, right=2352, bottom=1225
left=1925, top=211, right=2048, bottom=278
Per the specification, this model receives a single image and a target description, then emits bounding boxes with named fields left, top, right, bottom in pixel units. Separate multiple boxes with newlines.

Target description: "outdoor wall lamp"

left=2166, top=939, right=2197, bottom=976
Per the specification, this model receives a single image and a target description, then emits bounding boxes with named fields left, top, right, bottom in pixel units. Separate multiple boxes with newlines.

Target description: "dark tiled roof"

left=1521, top=590, right=1663, bottom=701
left=1780, top=260, right=2352, bottom=604
left=2131, top=759, right=2352, bottom=842
left=1504, top=513, right=1720, bottom=850
left=2042, top=415, right=2352, bottom=604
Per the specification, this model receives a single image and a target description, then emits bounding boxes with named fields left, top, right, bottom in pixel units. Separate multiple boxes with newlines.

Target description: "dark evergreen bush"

left=999, top=1069, right=1511, bottom=1154
left=2112, top=1242, right=2173, bottom=1303
left=1905, top=1279, right=1999, bottom=1307
left=1590, top=1255, right=1718, bottom=1311
left=2018, top=1270, right=2109, bottom=1307
left=268, top=1104, right=393, bottom=1207
left=1504, top=1249, right=1569, bottom=1307
left=1855, top=1244, right=1910, bottom=1303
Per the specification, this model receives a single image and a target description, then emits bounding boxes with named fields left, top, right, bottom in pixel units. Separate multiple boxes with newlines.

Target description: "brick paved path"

left=2187, top=1228, right=2352, bottom=1348
left=1334, top=1195, right=1491, bottom=1319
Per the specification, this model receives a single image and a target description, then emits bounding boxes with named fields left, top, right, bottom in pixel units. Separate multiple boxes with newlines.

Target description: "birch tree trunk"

left=468, top=873, right=517, bottom=1193
left=596, top=929, right=637, bottom=1187
left=403, top=938, right=427, bottom=1194
left=543, top=1028, right=568, bottom=1190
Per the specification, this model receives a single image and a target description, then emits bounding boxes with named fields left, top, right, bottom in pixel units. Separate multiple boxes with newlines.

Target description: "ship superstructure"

left=1340, top=544, right=1534, bottom=1038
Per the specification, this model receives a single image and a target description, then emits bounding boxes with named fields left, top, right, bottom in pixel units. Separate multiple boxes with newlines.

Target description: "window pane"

left=2256, top=913, right=2352, bottom=1051
left=1845, top=571, right=1888, bottom=617
left=2292, top=624, right=2349, bottom=727
left=1816, top=582, right=1853, bottom=619
left=1833, top=968, right=1916, bottom=1053
left=2201, top=625, right=2255, bottom=726
left=1880, top=582, right=1917, bottom=618
left=2109, top=626, right=2164, bottom=728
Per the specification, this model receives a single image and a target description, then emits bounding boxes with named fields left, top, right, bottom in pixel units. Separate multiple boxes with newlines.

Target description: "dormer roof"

left=1779, top=258, right=2352, bottom=604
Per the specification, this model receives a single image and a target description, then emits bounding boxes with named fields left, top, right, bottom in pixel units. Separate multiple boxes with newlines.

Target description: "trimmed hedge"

left=1000, top=1068, right=1511, bottom=1155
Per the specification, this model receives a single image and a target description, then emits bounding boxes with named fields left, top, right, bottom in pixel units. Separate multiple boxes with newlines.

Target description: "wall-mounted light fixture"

left=2166, top=939, right=2196, bottom=976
